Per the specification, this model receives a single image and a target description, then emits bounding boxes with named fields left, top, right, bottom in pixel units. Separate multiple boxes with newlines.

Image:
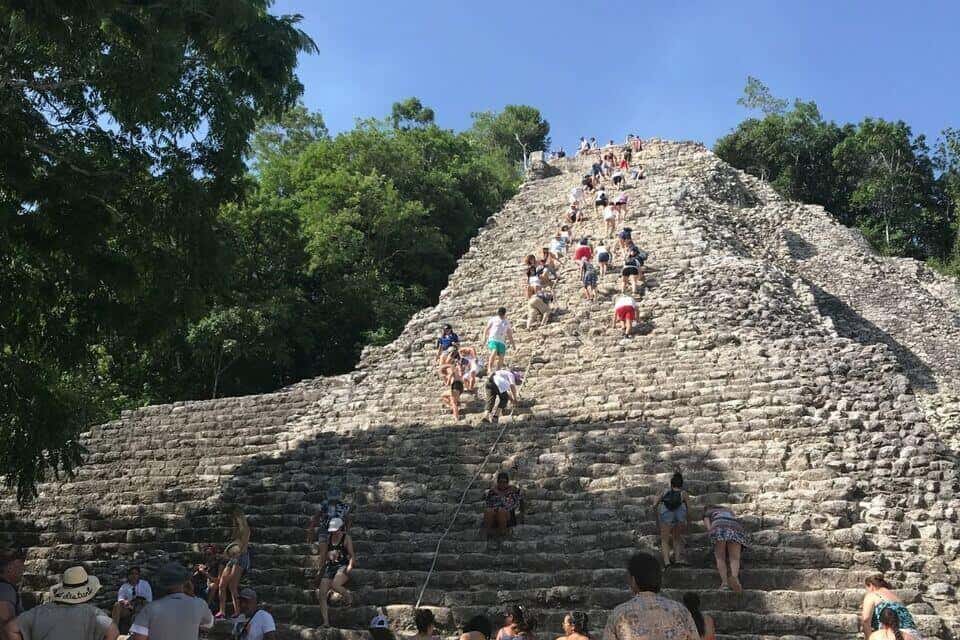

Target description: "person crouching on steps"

left=527, top=287, right=552, bottom=329
left=484, top=473, right=524, bottom=539
left=317, top=517, right=355, bottom=628
left=612, top=294, right=638, bottom=337
left=483, top=368, right=523, bottom=423
left=654, top=471, right=689, bottom=566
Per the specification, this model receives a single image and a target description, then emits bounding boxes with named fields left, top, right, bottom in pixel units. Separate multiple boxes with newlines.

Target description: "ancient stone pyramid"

left=3, top=140, right=959, bottom=639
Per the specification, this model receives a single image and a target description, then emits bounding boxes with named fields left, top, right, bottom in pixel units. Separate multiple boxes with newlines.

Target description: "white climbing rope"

left=414, top=193, right=575, bottom=610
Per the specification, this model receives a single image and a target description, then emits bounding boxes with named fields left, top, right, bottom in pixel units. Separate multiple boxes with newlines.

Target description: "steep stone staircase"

left=1, top=141, right=958, bottom=640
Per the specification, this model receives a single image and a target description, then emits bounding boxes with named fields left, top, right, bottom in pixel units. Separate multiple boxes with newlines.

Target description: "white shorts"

left=528, top=276, right=541, bottom=286
left=604, top=211, right=616, bottom=221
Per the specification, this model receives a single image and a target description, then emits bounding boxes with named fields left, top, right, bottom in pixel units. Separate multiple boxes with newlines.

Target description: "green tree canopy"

left=716, top=77, right=958, bottom=272
left=470, top=105, right=551, bottom=166
left=0, top=0, right=315, bottom=501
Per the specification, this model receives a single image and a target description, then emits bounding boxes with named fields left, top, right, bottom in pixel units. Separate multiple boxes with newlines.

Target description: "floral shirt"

left=484, top=486, right=522, bottom=511
left=602, top=592, right=700, bottom=640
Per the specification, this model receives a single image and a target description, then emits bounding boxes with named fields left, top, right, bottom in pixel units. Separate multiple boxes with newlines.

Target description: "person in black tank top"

left=317, top=517, right=355, bottom=627
left=654, top=471, right=689, bottom=566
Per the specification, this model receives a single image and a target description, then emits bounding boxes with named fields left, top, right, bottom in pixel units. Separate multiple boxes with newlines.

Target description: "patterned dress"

left=706, top=508, right=749, bottom=546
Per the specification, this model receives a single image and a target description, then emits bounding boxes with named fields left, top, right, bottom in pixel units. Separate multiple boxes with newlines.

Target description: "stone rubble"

left=1, top=140, right=958, bottom=640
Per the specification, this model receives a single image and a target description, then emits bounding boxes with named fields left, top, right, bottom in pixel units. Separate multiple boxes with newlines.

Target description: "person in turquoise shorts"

left=482, top=307, right=514, bottom=372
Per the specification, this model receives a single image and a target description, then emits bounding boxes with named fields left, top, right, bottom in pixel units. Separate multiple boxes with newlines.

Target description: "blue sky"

left=271, top=0, right=957, bottom=150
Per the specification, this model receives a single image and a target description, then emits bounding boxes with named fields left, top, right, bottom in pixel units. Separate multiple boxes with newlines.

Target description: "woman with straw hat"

left=4, top=565, right=118, bottom=640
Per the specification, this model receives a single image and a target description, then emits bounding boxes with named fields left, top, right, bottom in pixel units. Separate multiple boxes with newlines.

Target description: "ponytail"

left=879, top=607, right=903, bottom=640
left=567, top=611, right=590, bottom=636
left=682, top=592, right=705, bottom=637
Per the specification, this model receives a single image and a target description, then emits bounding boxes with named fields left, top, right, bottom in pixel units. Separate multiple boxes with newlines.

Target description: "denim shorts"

left=658, top=503, right=687, bottom=526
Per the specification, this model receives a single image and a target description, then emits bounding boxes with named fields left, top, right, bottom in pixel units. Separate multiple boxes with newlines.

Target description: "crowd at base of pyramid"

left=0, top=139, right=929, bottom=640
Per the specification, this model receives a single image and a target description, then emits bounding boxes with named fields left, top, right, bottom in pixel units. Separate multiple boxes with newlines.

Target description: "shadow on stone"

left=783, top=230, right=818, bottom=261
left=810, top=284, right=938, bottom=392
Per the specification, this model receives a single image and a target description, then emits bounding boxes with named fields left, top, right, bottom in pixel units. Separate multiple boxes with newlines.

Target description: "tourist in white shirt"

left=111, top=566, right=152, bottom=632
left=234, top=589, right=276, bottom=640
left=482, top=307, right=514, bottom=373
left=613, top=295, right=638, bottom=337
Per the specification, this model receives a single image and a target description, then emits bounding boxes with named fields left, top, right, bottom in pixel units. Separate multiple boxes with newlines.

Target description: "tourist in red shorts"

left=613, top=294, right=637, bottom=336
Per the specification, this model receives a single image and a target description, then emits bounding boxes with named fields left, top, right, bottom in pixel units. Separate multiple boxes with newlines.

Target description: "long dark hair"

left=464, top=615, right=493, bottom=640
left=506, top=605, right=536, bottom=637
left=682, top=593, right=704, bottom=636
left=567, top=611, right=589, bottom=636
left=670, top=471, right=683, bottom=489
left=879, top=607, right=903, bottom=640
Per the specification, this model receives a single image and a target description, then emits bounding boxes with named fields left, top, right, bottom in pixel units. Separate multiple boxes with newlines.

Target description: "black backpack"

left=661, top=489, right=683, bottom=511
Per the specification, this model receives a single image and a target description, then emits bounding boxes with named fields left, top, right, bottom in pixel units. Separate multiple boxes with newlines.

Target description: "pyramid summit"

left=2, top=140, right=959, bottom=639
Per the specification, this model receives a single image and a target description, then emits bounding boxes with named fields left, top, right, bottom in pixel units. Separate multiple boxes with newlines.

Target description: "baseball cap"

left=327, top=517, right=345, bottom=532
left=370, top=614, right=390, bottom=629
left=239, top=588, right=257, bottom=601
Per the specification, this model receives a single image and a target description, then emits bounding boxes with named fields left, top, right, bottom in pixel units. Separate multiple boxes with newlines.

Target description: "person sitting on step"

left=412, top=609, right=436, bottom=640
left=556, top=611, right=591, bottom=640
left=549, top=234, right=567, bottom=260
left=655, top=471, right=689, bottom=566
left=703, top=505, right=747, bottom=592
left=440, top=357, right=465, bottom=420
left=482, top=307, right=514, bottom=374
left=496, top=605, right=535, bottom=640
left=483, top=472, right=524, bottom=537
left=860, top=574, right=920, bottom=640
left=682, top=593, right=715, bottom=640
left=216, top=507, right=251, bottom=619
left=483, top=368, right=523, bottom=423
left=317, top=517, right=355, bottom=628
left=612, top=294, right=638, bottom=337
left=461, top=615, right=494, bottom=640
left=111, top=566, right=152, bottom=633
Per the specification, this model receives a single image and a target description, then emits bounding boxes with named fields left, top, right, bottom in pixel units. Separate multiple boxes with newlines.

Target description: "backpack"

left=661, top=490, right=683, bottom=511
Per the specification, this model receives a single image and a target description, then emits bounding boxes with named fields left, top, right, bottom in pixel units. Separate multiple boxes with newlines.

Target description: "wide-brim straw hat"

left=51, top=566, right=101, bottom=604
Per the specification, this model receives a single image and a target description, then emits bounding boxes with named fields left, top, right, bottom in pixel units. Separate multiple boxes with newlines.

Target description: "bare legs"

left=442, top=390, right=461, bottom=419
left=483, top=508, right=509, bottom=537
left=728, top=541, right=742, bottom=591
left=713, top=541, right=743, bottom=591
left=713, top=541, right=728, bottom=589
left=216, top=564, right=241, bottom=617
left=659, top=523, right=685, bottom=565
